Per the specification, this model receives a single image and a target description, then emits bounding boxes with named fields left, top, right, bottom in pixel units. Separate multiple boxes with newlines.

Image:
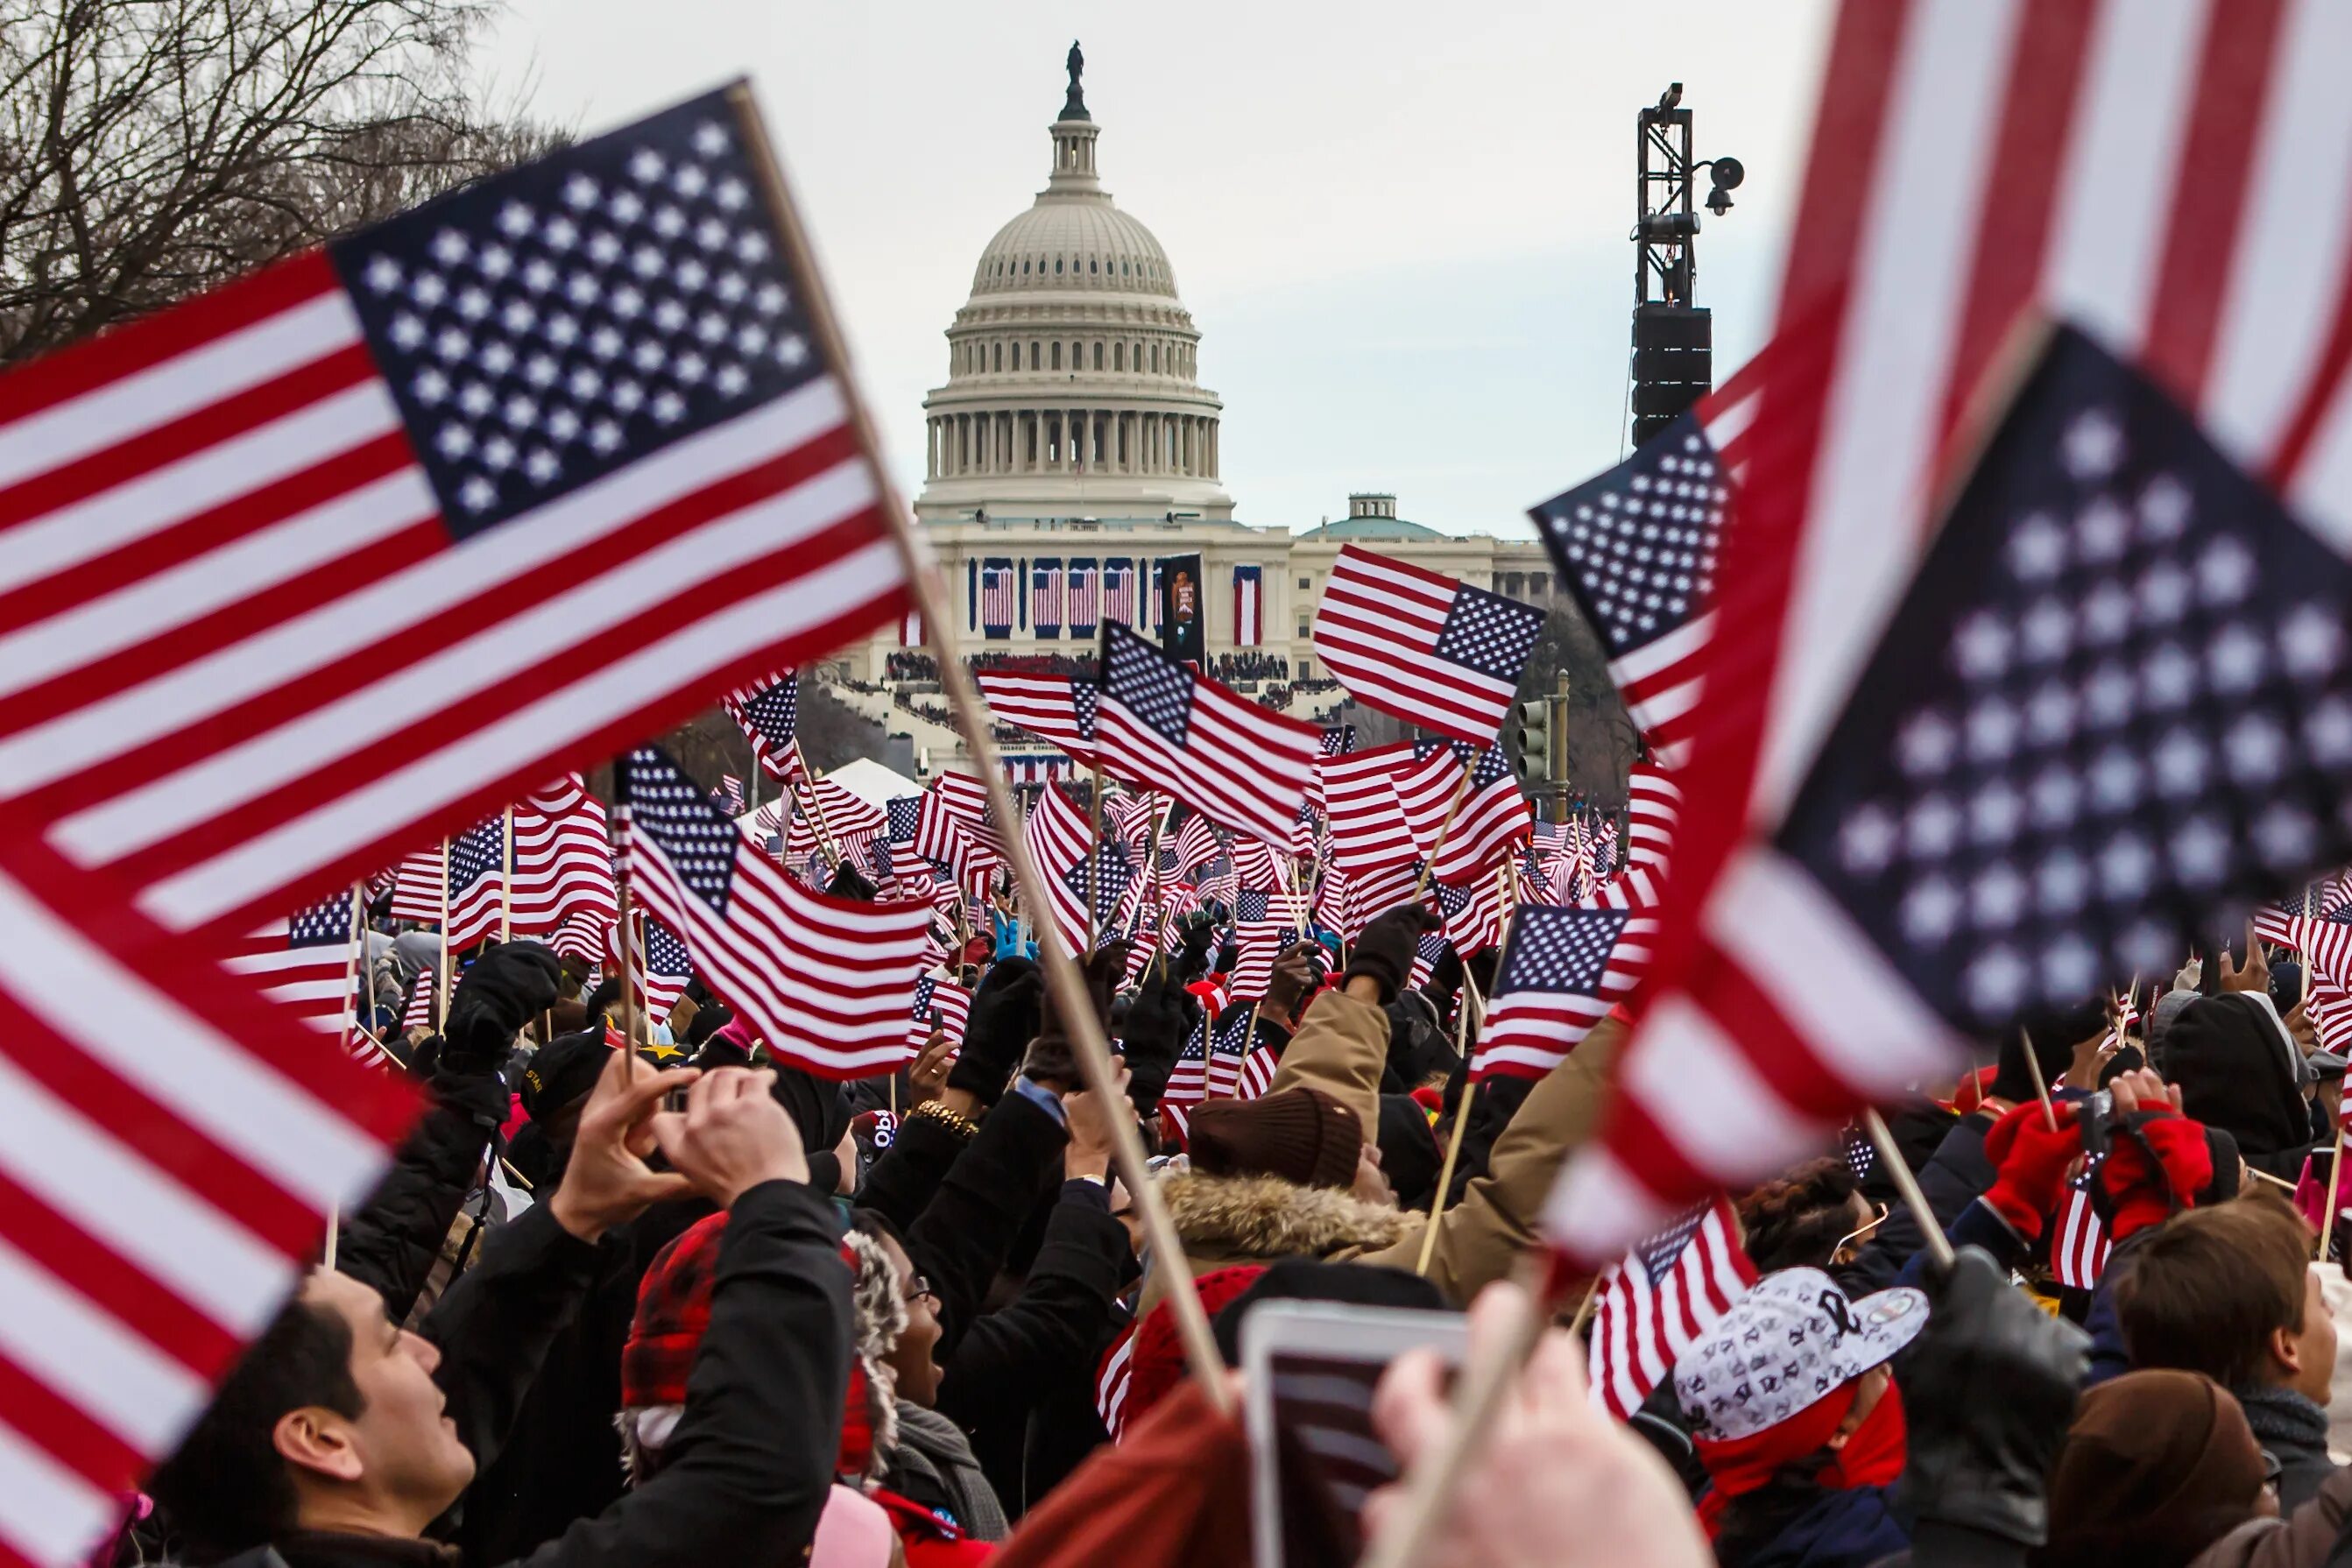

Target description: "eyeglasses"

left=2262, top=1449, right=2285, bottom=1491
left=1832, top=1203, right=1891, bottom=1261
left=906, top=1274, right=940, bottom=1305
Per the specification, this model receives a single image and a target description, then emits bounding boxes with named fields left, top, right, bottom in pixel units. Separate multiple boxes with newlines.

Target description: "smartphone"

left=1242, top=1300, right=1469, bottom=1568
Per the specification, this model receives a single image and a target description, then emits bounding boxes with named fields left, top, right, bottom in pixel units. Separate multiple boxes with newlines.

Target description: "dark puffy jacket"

left=335, top=1067, right=510, bottom=1323
left=1718, top=1484, right=1910, bottom=1568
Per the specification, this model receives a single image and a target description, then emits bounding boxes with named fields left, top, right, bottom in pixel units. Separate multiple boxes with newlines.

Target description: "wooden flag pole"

left=338, top=883, right=365, bottom=1052
left=323, top=1206, right=339, bottom=1271
left=605, top=778, right=646, bottom=1070
left=1417, top=975, right=1484, bottom=1276
left=2323, top=1120, right=2348, bottom=1261
left=732, top=89, right=1233, bottom=1414
left=500, top=805, right=514, bottom=943
left=1866, top=1106, right=1953, bottom=1269
left=436, top=837, right=453, bottom=1034
left=1412, top=768, right=1474, bottom=901
left=2018, top=1029, right=2059, bottom=1132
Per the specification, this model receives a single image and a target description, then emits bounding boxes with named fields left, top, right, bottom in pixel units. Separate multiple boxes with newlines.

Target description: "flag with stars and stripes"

left=1530, top=347, right=1769, bottom=769
left=0, top=88, right=908, bottom=950
left=2312, top=974, right=2352, bottom=1058
left=1437, top=877, right=1504, bottom=959
left=716, top=774, right=745, bottom=815
left=975, top=669, right=1099, bottom=765
left=1586, top=1195, right=1756, bottom=1422
left=616, top=746, right=935, bottom=1077
left=222, top=888, right=358, bottom=1033
left=388, top=816, right=506, bottom=950
left=1092, top=622, right=1317, bottom=849
left=1581, top=766, right=1679, bottom=911
left=1321, top=742, right=1421, bottom=873
left=1550, top=328, right=2352, bottom=1263
left=1472, top=905, right=1653, bottom=1083
left=1204, top=1002, right=1278, bottom=1101
left=1338, top=858, right=1423, bottom=944
left=1225, top=888, right=1296, bottom=1004
left=1195, top=853, right=1239, bottom=911
left=1392, top=739, right=1471, bottom=860
left=724, top=672, right=806, bottom=785
left=1430, top=743, right=1532, bottom=887
left=1162, top=1010, right=1211, bottom=1115
left=2052, top=1165, right=2113, bottom=1292
left=508, top=773, right=617, bottom=947
left=903, top=973, right=973, bottom=1061
left=401, top=966, right=437, bottom=1033
left=1106, top=788, right=1167, bottom=854
left=1168, top=811, right=1224, bottom=879
left=1022, top=780, right=1129, bottom=956
left=605, top=907, right=695, bottom=1021
left=1311, top=545, right=1545, bottom=745
left=1840, top=1125, right=1875, bottom=1185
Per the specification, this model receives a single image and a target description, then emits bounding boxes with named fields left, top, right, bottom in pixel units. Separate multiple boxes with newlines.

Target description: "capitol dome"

left=915, top=45, right=1233, bottom=523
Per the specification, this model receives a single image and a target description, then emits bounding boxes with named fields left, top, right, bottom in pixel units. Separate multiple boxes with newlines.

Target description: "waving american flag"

left=1311, top=546, right=1544, bottom=745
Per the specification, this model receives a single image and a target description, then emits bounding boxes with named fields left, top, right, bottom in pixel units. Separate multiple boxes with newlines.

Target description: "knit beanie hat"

left=1112, top=1263, right=1268, bottom=1436
left=2044, top=1370, right=2265, bottom=1560
left=1188, top=1085, right=1362, bottom=1189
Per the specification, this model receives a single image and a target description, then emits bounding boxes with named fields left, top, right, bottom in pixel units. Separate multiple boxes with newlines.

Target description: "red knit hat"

left=1113, top=1263, right=1267, bottom=1432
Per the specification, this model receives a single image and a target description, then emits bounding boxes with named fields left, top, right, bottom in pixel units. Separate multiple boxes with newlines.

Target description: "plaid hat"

left=1673, top=1268, right=1928, bottom=1441
left=1188, top=1085, right=1362, bottom=1190
left=519, top=1030, right=611, bottom=1120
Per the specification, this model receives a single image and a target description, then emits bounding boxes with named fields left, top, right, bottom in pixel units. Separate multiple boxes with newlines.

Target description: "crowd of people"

left=125, top=886, right=2352, bottom=1568
left=1209, top=651, right=1291, bottom=684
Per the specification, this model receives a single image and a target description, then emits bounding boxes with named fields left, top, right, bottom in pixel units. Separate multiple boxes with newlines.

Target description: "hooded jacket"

left=2192, top=1463, right=2352, bottom=1568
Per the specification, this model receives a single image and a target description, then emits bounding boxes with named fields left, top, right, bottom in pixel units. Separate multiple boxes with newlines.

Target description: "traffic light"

left=1510, top=699, right=1551, bottom=787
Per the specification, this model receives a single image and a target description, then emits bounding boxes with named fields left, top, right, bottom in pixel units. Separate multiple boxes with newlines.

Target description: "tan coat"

left=1140, top=986, right=1623, bottom=1310
left=2191, top=1465, right=2352, bottom=1568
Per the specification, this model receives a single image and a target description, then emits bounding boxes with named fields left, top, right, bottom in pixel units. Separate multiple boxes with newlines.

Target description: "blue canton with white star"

left=329, top=89, right=822, bottom=540
left=1498, top=906, right=1628, bottom=995
left=740, top=676, right=798, bottom=747
left=1635, top=1200, right=1713, bottom=1282
left=1430, top=583, right=1544, bottom=682
left=886, top=796, right=922, bottom=844
left=621, top=746, right=741, bottom=914
left=289, top=892, right=350, bottom=948
left=1101, top=623, right=1194, bottom=745
left=1531, top=405, right=1731, bottom=659
left=449, top=818, right=504, bottom=895
left=1776, top=327, right=2352, bottom=1031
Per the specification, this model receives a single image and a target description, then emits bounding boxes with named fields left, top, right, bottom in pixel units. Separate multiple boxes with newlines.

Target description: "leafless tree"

left=0, top=0, right=560, bottom=364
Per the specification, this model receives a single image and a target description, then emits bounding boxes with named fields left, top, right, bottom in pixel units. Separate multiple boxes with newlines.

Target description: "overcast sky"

left=476, top=3, right=1833, bottom=537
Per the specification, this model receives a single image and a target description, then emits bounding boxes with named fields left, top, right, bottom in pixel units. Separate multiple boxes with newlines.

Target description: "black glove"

left=1119, top=968, right=1196, bottom=1115
left=1344, top=905, right=1439, bottom=1005
left=441, top=942, right=566, bottom=1076
left=1896, top=1246, right=2087, bottom=1548
left=947, top=957, right=1042, bottom=1105
left=1023, top=943, right=1128, bottom=1090
left=1423, top=943, right=1465, bottom=1013
left=1175, top=918, right=1217, bottom=985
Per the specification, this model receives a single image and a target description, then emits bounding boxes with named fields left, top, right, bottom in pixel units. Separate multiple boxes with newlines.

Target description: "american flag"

left=1196, top=852, right=1239, bottom=910
left=1068, top=562, right=1099, bottom=630
left=2312, top=973, right=2352, bottom=1056
left=1107, top=788, right=1167, bottom=852
left=1024, top=781, right=1130, bottom=956
left=547, top=908, right=609, bottom=967
left=1548, top=0, right=2352, bottom=1263
left=1429, top=744, right=1532, bottom=886
left=1093, top=622, right=1317, bottom=849
left=1554, top=328, right=2352, bottom=1257
left=1162, top=1009, right=1212, bottom=1114
left=980, top=562, right=1018, bottom=632
left=507, top=773, right=617, bottom=944
left=2256, top=890, right=2352, bottom=987
left=1225, top=888, right=1294, bottom=1003
left=1339, top=858, right=1423, bottom=943
left=400, top=964, right=438, bottom=1033
left=0, top=851, right=437, bottom=1568
left=723, top=674, right=804, bottom=784
left=389, top=816, right=506, bottom=950
left=915, top=773, right=994, bottom=865
left=2052, top=1164, right=2112, bottom=1292
left=1392, top=739, right=1469, bottom=859
left=787, top=772, right=886, bottom=865
left=223, top=887, right=357, bottom=1033
left=1321, top=742, right=1421, bottom=872
left=1095, top=1319, right=1139, bottom=1442
left=1205, top=1002, right=1278, bottom=1101
left=1311, top=546, right=1545, bottom=745
left=1529, top=349, right=1769, bottom=769
left=1436, top=877, right=1505, bottom=958
left=1406, top=928, right=1449, bottom=994
left=716, top=773, right=745, bottom=815
left=1102, top=560, right=1138, bottom=625
left=1586, top=1195, right=1756, bottom=1421
left=1472, top=905, right=1653, bottom=1083
left=1313, top=863, right=1349, bottom=935
left=605, top=908, right=695, bottom=1021
left=618, top=746, right=933, bottom=1077
left=1583, top=766, right=1678, bottom=911
left=1168, top=811, right=1224, bottom=879
left=975, top=669, right=1098, bottom=764
left=904, top=972, right=973, bottom=1060
left=0, top=89, right=906, bottom=944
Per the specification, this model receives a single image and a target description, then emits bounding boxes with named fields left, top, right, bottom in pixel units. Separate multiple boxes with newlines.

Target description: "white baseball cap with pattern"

left=1671, top=1267, right=1930, bottom=1441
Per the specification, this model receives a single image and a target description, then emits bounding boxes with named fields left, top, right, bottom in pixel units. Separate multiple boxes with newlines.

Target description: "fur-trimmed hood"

left=1159, top=1169, right=1411, bottom=1262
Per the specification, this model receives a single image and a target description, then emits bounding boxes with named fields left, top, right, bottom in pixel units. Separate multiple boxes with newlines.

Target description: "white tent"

left=732, top=755, right=924, bottom=833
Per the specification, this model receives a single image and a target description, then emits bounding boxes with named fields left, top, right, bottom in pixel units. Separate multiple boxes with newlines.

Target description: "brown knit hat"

left=1187, top=1086, right=1362, bottom=1189
left=2043, top=1370, right=2265, bottom=1562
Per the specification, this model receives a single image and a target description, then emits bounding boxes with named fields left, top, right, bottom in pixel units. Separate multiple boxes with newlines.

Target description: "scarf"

left=2233, top=1383, right=2329, bottom=1460
left=1692, top=1380, right=1909, bottom=1538
left=889, top=1402, right=1010, bottom=1543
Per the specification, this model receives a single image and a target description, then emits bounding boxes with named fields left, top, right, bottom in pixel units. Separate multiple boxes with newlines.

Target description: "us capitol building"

left=837, top=46, right=1557, bottom=773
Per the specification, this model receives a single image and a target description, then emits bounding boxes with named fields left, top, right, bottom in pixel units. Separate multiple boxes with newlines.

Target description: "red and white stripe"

left=222, top=896, right=357, bottom=1035
left=1550, top=0, right=2352, bottom=1261
left=1095, top=1321, right=1138, bottom=1442
left=1093, top=625, right=1318, bottom=850
left=1586, top=1195, right=1756, bottom=1421
left=1311, top=547, right=1530, bottom=745
left=979, top=564, right=1017, bottom=631
left=507, top=774, right=616, bottom=943
left=975, top=670, right=1097, bottom=764
left=625, top=806, right=934, bottom=1079
left=1022, top=782, right=1103, bottom=957
left=1429, top=753, right=1532, bottom=887
left=0, top=849, right=424, bottom=1568
left=2052, top=1179, right=2112, bottom=1291
left=1390, top=745, right=1467, bottom=860
left=0, top=251, right=905, bottom=942
left=1321, top=743, right=1421, bottom=873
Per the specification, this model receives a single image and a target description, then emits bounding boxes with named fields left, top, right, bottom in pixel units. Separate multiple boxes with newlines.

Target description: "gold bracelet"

left=908, top=1099, right=979, bottom=1141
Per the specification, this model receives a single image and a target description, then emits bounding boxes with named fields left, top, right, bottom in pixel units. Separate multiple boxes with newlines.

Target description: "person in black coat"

left=149, top=1057, right=846, bottom=1568
left=2165, top=990, right=2313, bottom=1183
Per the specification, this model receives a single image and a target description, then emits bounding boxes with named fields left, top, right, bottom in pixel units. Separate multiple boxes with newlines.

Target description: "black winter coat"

left=336, top=1069, right=510, bottom=1323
